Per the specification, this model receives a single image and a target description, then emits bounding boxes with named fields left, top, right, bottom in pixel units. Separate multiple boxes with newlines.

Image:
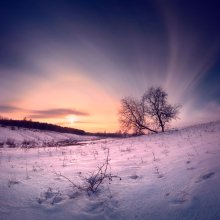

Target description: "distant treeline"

left=87, top=132, right=126, bottom=138
left=0, top=118, right=86, bottom=135
left=0, top=118, right=126, bottom=138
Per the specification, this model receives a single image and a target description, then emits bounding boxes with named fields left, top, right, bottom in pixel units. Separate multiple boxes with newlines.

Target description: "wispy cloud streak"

left=0, top=105, right=22, bottom=112
left=29, top=108, right=89, bottom=118
left=0, top=105, right=89, bottom=118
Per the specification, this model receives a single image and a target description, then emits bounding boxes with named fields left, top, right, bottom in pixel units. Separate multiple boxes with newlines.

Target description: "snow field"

left=0, top=121, right=220, bottom=220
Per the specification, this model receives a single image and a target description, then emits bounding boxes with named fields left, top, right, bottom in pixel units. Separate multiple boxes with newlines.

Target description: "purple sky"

left=0, top=0, right=220, bottom=132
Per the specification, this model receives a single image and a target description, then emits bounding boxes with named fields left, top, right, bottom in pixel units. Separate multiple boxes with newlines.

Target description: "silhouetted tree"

left=119, top=97, right=157, bottom=134
left=119, top=87, right=180, bottom=134
left=142, top=87, right=180, bottom=132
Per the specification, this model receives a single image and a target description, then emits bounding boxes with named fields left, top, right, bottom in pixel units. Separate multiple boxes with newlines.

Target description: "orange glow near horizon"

left=1, top=70, right=120, bottom=133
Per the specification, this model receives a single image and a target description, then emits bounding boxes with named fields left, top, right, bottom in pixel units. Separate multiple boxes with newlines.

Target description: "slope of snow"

left=0, top=126, right=98, bottom=147
left=0, top=121, right=220, bottom=220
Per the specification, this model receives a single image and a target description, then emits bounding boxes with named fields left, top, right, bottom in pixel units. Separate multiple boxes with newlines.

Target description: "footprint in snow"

left=83, top=199, right=119, bottom=215
left=187, top=167, right=196, bottom=171
left=170, top=191, right=190, bottom=205
left=129, top=174, right=141, bottom=180
left=51, top=195, right=63, bottom=204
left=37, top=188, right=65, bottom=205
left=196, top=172, right=215, bottom=183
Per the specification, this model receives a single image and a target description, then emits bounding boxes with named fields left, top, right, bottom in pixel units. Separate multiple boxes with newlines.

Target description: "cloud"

left=0, top=105, right=22, bottom=112
left=0, top=105, right=89, bottom=119
left=28, top=108, right=89, bottom=119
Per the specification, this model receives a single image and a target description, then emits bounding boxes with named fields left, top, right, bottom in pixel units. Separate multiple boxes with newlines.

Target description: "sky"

left=0, top=0, right=220, bottom=132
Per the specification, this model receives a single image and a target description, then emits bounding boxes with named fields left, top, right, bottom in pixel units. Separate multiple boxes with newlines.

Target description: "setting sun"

left=66, top=115, right=77, bottom=124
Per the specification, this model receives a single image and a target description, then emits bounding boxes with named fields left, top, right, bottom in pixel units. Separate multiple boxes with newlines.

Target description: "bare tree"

left=142, top=87, right=181, bottom=132
left=119, top=87, right=180, bottom=134
left=119, top=97, right=157, bottom=134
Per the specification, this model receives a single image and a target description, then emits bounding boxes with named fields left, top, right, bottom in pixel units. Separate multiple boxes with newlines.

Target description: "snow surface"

left=0, top=126, right=98, bottom=147
left=0, top=121, right=220, bottom=220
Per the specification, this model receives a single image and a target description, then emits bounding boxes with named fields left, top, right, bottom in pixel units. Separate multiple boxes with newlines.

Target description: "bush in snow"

left=21, top=140, right=37, bottom=148
left=55, top=149, right=121, bottom=195
left=6, top=138, right=16, bottom=148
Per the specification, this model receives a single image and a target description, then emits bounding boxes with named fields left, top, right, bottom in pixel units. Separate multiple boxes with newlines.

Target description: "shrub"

left=21, top=140, right=36, bottom=148
left=6, top=138, right=16, bottom=148
left=55, top=149, right=121, bottom=195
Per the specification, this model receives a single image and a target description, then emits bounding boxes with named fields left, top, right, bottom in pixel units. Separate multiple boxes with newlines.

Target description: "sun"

left=66, top=115, right=77, bottom=124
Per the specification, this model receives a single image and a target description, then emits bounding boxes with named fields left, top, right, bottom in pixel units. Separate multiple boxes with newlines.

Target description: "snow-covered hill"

left=0, top=121, right=220, bottom=220
left=0, top=126, right=98, bottom=147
